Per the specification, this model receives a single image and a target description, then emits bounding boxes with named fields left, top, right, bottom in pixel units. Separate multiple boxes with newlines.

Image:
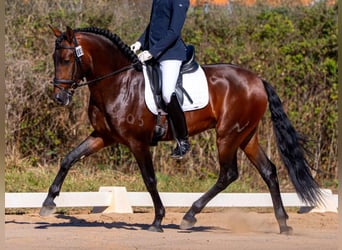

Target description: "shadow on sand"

left=6, top=214, right=223, bottom=233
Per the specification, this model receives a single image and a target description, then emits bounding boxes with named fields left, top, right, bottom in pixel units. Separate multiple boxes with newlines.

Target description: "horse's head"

left=50, top=25, right=85, bottom=105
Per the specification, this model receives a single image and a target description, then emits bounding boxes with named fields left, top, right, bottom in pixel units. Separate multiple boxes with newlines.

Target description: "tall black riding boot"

left=166, top=93, right=190, bottom=159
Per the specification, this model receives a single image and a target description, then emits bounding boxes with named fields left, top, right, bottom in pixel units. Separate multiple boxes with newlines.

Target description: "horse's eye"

left=62, top=58, right=71, bottom=64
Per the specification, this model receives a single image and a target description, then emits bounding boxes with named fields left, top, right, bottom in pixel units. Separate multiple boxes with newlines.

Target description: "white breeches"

left=159, top=60, right=182, bottom=104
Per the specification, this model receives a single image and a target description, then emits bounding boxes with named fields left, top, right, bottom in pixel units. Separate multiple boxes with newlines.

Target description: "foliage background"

left=5, top=0, right=338, bottom=192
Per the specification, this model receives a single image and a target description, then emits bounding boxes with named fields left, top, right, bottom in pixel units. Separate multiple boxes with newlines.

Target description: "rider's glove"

left=138, top=50, right=153, bottom=63
left=130, top=41, right=141, bottom=54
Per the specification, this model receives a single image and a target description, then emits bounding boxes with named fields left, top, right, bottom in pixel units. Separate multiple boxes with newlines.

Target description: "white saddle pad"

left=143, top=65, right=209, bottom=115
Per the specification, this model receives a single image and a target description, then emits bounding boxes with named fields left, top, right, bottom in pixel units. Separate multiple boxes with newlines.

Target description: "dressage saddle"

left=145, top=45, right=198, bottom=112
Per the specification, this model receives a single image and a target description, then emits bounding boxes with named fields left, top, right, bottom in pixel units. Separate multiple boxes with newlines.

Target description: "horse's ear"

left=49, top=24, right=62, bottom=37
left=65, top=26, right=74, bottom=43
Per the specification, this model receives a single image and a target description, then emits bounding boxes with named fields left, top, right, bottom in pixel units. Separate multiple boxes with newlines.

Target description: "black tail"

left=262, top=80, right=322, bottom=206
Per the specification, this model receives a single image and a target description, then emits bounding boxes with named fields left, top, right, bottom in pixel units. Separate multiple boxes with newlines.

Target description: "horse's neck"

left=78, top=33, right=137, bottom=108
left=81, top=33, right=131, bottom=78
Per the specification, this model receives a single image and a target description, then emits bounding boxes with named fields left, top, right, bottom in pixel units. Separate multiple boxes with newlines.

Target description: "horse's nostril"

left=55, top=93, right=68, bottom=105
left=55, top=95, right=63, bottom=104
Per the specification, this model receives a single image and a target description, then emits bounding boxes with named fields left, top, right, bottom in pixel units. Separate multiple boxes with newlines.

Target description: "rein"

left=75, top=63, right=137, bottom=88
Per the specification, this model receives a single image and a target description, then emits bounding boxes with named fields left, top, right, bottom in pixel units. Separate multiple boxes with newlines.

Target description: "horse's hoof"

left=280, top=226, right=293, bottom=235
left=148, top=225, right=164, bottom=233
left=180, top=216, right=197, bottom=230
left=39, top=205, right=56, bottom=217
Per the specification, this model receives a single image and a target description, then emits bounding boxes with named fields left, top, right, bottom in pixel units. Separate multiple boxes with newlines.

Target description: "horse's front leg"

left=40, top=132, right=107, bottom=216
left=131, top=143, right=165, bottom=232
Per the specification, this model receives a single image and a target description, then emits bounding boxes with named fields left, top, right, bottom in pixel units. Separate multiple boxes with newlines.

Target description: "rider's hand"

left=138, top=50, right=153, bottom=63
left=130, top=41, right=141, bottom=54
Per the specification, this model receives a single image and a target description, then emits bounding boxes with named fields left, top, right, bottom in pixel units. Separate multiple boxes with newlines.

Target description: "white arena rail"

left=5, top=187, right=338, bottom=214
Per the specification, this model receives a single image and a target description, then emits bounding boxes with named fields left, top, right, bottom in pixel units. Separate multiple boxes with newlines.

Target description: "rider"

left=131, top=0, right=190, bottom=159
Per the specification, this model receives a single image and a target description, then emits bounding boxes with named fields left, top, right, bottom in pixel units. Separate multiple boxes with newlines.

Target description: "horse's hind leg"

left=241, top=133, right=292, bottom=234
left=180, top=142, right=239, bottom=230
left=40, top=132, right=107, bottom=216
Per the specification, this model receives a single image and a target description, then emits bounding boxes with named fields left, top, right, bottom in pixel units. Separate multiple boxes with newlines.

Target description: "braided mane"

left=74, top=27, right=142, bottom=70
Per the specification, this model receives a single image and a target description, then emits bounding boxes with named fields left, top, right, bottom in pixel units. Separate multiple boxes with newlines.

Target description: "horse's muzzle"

left=54, top=91, right=72, bottom=106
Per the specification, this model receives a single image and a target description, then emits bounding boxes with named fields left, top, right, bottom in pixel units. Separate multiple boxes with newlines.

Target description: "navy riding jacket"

left=138, top=0, right=190, bottom=62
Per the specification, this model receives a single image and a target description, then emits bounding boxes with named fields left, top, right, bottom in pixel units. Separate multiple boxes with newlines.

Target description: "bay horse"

left=40, top=26, right=322, bottom=234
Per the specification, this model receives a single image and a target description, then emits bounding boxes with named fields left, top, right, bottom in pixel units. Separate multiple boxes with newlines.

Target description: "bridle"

left=52, top=34, right=139, bottom=97
left=52, top=35, right=84, bottom=97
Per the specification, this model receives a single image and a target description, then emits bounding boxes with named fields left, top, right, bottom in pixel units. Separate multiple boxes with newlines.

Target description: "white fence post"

left=92, top=186, right=133, bottom=214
